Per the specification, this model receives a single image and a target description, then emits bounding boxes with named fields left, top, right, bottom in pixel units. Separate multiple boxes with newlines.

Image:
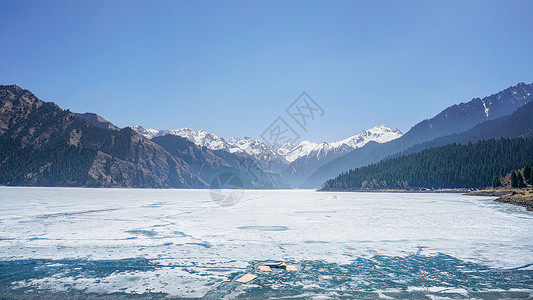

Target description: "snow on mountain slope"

left=131, top=126, right=289, bottom=171
left=275, top=142, right=297, bottom=158
left=228, top=137, right=281, bottom=157
left=227, top=137, right=289, bottom=172
left=131, top=126, right=230, bottom=151
left=282, top=125, right=403, bottom=162
left=131, top=125, right=402, bottom=169
left=335, top=125, right=404, bottom=148
left=130, top=125, right=160, bottom=139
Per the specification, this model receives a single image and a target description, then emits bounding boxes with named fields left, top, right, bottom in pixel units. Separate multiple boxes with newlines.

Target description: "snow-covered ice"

left=0, top=187, right=532, bottom=298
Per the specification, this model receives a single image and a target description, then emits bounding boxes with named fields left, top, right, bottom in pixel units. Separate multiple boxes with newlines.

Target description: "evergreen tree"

left=517, top=172, right=526, bottom=188
left=511, top=171, right=519, bottom=188
left=492, top=176, right=501, bottom=188
left=525, top=164, right=532, bottom=183
left=530, top=163, right=533, bottom=184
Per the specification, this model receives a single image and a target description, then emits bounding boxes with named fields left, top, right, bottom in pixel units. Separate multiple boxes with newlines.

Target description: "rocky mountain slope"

left=151, top=134, right=288, bottom=188
left=133, top=125, right=290, bottom=176
left=0, top=85, right=203, bottom=188
left=74, top=112, right=119, bottom=130
left=0, top=85, right=287, bottom=188
left=399, top=99, right=533, bottom=157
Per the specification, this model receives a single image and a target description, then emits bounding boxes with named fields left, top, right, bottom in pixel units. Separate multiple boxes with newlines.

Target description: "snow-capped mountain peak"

left=131, top=124, right=402, bottom=166
left=336, top=125, right=403, bottom=148
left=281, top=125, right=403, bottom=162
left=227, top=136, right=289, bottom=169
left=131, top=126, right=290, bottom=171
left=131, top=125, right=229, bottom=151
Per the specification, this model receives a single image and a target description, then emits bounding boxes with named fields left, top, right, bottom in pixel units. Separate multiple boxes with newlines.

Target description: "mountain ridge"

left=301, top=82, right=533, bottom=188
left=322, top=98, right=533, bottom=190
left=131, top=124, right=402, bottom=163
left=0, top=85, right=204, bottom=188
left=131, top=124, right=402, bottom=187
left=2, top=82, right=532, bottom=190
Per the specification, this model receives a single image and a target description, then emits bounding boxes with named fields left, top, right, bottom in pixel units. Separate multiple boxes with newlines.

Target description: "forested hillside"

left=322, top=138, right=533, bottom=190
left=0, top=85, right=206, bottom=187
left=397, top=99, right=533, bottom=158
left=304, top=82, right=533, bottom=188
left=0, top=136, right=97, bottom=186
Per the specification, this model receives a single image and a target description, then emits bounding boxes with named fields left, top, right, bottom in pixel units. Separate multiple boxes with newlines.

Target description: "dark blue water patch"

left=511, top=263, right=533, bottom=270
left=173, top=231, right=189, bottom=237
left=236, top=226, right=289, bottom=231
left=0, top=258, right=156, bottom=283
left=124, top=229, right=197, bottom=240
left=125, top=229, right=158, bottom=237
left=205, top=254, right=533, bottom=299
left=186, top=242, right=212, bottom=248
left=142, top=202, right=169, bottom=208
left=204, top=268, right=234, bottom=273
left=151, top=222, right=175, bottom=228
left=303, top=240, right=329, bottom=244
left=0, top=258, right=163, bottom=299
left=1, top=254, right=532, bottom=299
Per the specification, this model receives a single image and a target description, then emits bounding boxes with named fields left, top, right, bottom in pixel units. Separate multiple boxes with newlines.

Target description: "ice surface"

left=0, top=187, right=532, bottom=298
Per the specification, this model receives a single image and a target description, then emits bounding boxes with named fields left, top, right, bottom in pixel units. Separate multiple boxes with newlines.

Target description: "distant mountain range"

left=131, top=124, right=402, bottom=163
left=131, top=124, right=403, bottom=187
left=1, top=82, right=532, bottom=189
left=280, top=126, right=402, bottom=187
left=279, top=125, right=403, bottom=163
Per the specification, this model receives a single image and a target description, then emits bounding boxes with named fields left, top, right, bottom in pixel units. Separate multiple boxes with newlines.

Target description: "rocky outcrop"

left=75, top=112, right=119, bottom=130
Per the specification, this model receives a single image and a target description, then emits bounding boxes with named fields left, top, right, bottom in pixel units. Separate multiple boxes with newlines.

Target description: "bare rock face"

left=93, top=127, right=206, bottom=188
left=0, top=85, right=44, bottom=133
left=75, top=112, right=120, bottom=130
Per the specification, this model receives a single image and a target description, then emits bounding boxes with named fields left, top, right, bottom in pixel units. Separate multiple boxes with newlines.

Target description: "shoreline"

left=321, top=187, right=533, bottom=212
left=319, top=188, right=471, bottom=193
left=466, top=188, right=533, bottom=211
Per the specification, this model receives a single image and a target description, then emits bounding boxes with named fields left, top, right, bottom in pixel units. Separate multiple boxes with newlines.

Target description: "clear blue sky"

left=1, top=0, right=532, bottom=142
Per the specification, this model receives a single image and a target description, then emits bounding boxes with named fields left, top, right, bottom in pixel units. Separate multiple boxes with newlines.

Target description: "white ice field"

left=0, top=187, right=532, bottom=299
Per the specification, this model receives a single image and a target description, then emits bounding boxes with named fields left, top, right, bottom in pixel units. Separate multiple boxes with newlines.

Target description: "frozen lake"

left=0, top=187, right=532, bottom=299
